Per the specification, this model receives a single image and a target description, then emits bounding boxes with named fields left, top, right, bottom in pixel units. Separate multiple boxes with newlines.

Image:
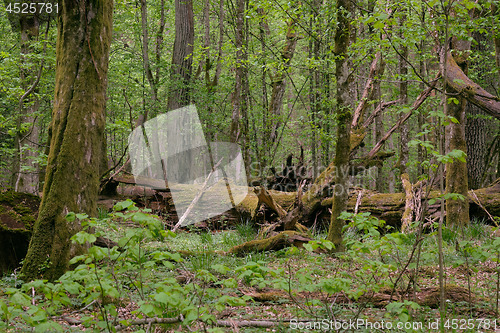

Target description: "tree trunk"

left=21, top=0, right=113, bottom=281
left=466, top=31, right=493, bottom=189
left=268, top=18, right=299, bottom=142
left=397, top=14, right=409, bottom=178
left=444, top=39, right=470, bottom=227
left=10, top=10, right=41, bottom=194
left=327, top=0, right=355, bottom=251
left=229, top=0, right=245, bottom=143
left=167, top=0, right=194, bottom=111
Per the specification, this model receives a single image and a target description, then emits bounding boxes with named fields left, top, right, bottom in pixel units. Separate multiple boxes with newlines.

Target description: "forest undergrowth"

left=1, top=200, right=500, bottom=332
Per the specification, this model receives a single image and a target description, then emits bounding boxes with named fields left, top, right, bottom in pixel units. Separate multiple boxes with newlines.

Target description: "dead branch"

left=365, top=76, right=439, bottom=161
left=352, top=52, right=383, bottom=129
left=172, top=158, right=223, bottom=232
left=254, top=186, right=287, bottom=218
left=362, top=100, right=399, bottom=129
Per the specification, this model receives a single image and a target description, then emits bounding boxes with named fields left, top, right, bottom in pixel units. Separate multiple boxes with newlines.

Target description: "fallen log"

left=103, top=172, right=500, bottom=229
left=227, top=230, right=311, bottom=255
left=232, top=180, right=500, bottom=228
left=318, top=181, right=500, bottom=227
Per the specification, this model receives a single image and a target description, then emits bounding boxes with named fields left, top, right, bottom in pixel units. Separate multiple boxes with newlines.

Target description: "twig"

left=354, top=190, right=363, bottom=215
left=114, top=316, right=294, bottom=331
left=470, top=189, right=498, bottom=226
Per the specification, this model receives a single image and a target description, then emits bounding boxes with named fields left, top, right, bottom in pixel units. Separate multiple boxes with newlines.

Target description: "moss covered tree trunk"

left=444, top=39, right=470, bottom=227
left=326, top=0, right=354, bottom=251
left=21, top=0, right=113, bottom=281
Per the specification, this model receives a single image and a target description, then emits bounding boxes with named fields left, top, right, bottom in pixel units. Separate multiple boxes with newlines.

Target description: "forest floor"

left=2, top=209, right=500, bottom=332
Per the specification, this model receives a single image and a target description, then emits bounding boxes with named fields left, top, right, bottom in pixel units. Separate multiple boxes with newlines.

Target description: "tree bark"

left=444, top=39, right=470, bottom=227
left=21, top=0, right=113, bottom=281
left=397, top=13, right=409, bottom=178
left=327, top=0, right=355, bottom=251
left=466, top=31, right=493, bottom=189
left=167, top=0, right=194, bottom=111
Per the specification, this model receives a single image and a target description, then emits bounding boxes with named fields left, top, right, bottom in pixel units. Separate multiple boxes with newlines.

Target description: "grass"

left=2, top=214, right=500, bottom=332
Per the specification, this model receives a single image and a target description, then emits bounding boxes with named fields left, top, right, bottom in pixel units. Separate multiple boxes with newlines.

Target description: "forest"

left=2, top=0, right=500, bottom=331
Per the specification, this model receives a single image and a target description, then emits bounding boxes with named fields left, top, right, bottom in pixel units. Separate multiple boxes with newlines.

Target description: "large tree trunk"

left=167, top=0, right=194, bottom=111
left=21, top=0, right=113, bottom=281
left=327, top=0, right=355, bottom=251
left=466, top=31, right=494, bottom=189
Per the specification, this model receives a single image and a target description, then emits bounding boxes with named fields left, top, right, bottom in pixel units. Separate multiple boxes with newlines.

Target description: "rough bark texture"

left=327, top=0, right=354, bottom=251
left=20, top=0, right=113, bottom=281
left=167, top=0, right=194, bottom=111
left=465, top=32, right=493, bottom=189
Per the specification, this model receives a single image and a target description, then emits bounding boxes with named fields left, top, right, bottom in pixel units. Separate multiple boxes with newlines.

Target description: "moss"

left=236, top=193, right=259, bottom=217
left=13, top=204, right=32, bottom=216
left=227, top=230, right=310, bottom=255
left=20, top=0, right=113, bottom=282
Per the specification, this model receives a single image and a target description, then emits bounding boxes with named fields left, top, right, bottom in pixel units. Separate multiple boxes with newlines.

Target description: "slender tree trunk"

left=268, top=18, right=299, bottom=142
left=10, top=12, right=41, bottom=194
left=397, top=14, right=409, bottom=179
left=492, top=3, right=500, bottom=79
left=140, top=0, right=157, bottom=104
left=21, top=0, right=113, bottom=281
left=230, top=0, right=245, bottom=143
left=374, top=70, right=384, bottom=192
left=167, top=0, right=194, bottom=111
left=257, top=7, right=269, bottom=173
left=327, top=0, right=355, bottom=251
left=444, top=38, right=470, bottom=227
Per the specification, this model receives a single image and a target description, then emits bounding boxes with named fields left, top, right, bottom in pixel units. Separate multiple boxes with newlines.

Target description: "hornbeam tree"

left=21, top=0, right=113, bottom=281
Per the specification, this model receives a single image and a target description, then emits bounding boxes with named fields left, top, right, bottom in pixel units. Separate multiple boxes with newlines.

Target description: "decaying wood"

left=319, top=180, right=500, bottom=227
left=351, top=52, right=383, bottom=129
left=227, top=230, right=311, bottom=255
left=172, top=158, right=223, bottom=232
left=254, top=187, right=287, bottom=219
left=364, top=77, right=439, bottom=161
left=401, top=173, right=415, bottom=233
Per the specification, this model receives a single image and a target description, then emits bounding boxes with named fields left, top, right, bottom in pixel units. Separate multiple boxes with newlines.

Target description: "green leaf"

left=65, top=212, right=76, bottom=222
